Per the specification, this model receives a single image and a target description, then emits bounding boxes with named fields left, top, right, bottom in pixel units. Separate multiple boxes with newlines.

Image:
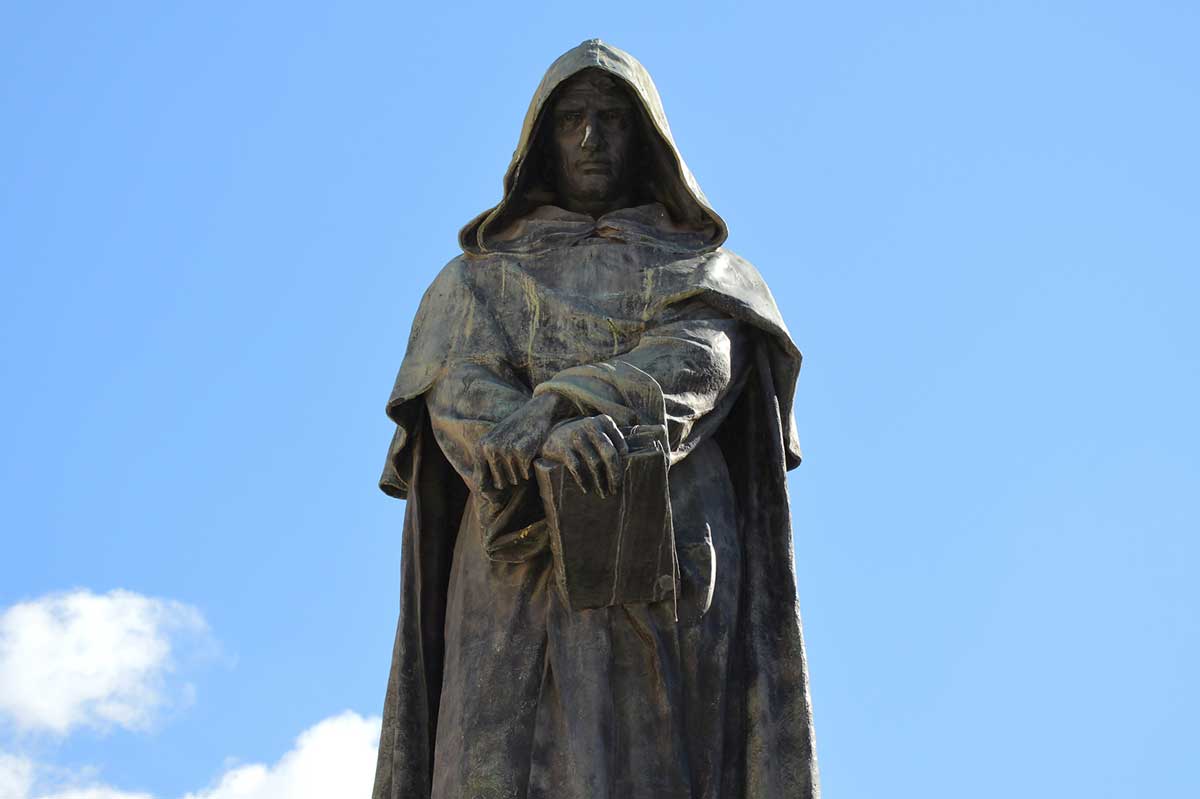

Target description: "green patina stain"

left=642, top=267, right=656, bottom=320
left=521, top=275, right=541, bottom=370
left=462, top=299, right=476, bottom=339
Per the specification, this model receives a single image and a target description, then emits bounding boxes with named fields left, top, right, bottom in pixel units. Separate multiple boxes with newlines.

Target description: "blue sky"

left=1, top=1, right=1197, bottom=797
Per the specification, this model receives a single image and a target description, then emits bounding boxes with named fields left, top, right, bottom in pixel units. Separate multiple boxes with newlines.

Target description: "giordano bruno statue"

left=372, top=39, right=819, bottom=799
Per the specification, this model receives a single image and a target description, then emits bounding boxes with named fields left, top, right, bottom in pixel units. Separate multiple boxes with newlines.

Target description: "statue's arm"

left=424, top=361, right=563, bottom=561
left=533, top=302, right=751, bottom=459
left=424, top=361, right=531, bottom=494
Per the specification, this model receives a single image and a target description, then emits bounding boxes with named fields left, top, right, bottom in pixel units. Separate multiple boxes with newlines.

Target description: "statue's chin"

left=565, top=175, right=620, bottom=203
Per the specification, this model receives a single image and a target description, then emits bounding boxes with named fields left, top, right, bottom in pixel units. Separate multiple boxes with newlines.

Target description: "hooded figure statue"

left=372, top=40, right=819, bottom=799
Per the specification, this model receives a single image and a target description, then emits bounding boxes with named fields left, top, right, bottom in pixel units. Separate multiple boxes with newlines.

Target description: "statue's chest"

left=475, top=246, right=673, bottom=384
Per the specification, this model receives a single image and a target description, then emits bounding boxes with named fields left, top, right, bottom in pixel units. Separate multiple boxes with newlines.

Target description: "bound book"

left=534, top=425, right=677, bottom=613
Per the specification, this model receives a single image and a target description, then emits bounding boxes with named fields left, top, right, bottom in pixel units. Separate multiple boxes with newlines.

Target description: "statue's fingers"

left=474, top=461, right=493, bottom=494
left=518, top=433, right=542, bottom=480
left=574, top=438, right=607, bottom=498
left=509, top=452, right=527, bottom=484
left=500, top=454, right=520, bottom=486
left=567, top=429, right=597, bottom=492
left=545, top=429, right=573, bottom=463
left=562, top=452, right=589, bottom=494
left=486, top=453, right=507, bottom=492
left=596, top=427, right=627, bottom=487
left=584, top=427, right=619, bottom=496
left=596, top=414, right=629, bottom=456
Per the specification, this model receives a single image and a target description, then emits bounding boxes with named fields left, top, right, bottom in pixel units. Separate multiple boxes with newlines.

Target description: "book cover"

left=534, top=426, right=677, bottom=613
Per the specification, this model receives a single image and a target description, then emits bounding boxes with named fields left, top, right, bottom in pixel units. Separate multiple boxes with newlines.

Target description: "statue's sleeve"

left=533, top=300, right=751, bottom=460
left=425, top=363, right=528, bottom=480
left=424, top=362, right=551, bottom=562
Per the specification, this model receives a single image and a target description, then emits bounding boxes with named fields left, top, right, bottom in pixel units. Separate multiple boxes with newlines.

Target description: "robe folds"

left=371, top=39, right=819, bottom=799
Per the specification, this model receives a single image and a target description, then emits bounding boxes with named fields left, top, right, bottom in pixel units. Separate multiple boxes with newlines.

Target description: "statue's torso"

left=462, top=241, right=713, bottom=385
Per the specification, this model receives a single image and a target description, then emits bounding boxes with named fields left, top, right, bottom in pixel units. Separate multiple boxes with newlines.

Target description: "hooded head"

left=459, top=40, right=728, bottom=254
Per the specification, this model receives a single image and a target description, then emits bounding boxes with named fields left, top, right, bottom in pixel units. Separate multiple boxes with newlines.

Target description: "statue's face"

left=548, top=71, right=638, bottom=216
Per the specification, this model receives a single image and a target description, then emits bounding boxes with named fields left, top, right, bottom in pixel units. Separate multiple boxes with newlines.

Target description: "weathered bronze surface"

left=372, top=39, right=819, bottom=799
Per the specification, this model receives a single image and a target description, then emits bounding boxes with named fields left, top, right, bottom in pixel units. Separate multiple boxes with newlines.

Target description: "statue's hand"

left=540, top=415, right=629, bottom=498
left=477, top=393, right=565, bottom=489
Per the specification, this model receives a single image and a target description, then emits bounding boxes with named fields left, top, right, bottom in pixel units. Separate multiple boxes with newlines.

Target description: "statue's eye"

left=558, top=112, right=583, bottom=127
left=600, top=110, right=624, bottom=123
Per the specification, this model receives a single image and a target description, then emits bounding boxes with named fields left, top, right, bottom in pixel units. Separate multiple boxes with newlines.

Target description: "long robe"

left=372, top=39, right=819, bottom=799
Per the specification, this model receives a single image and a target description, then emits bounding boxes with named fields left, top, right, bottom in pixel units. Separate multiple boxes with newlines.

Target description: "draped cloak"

left=372, top=40, right=819, bottom=799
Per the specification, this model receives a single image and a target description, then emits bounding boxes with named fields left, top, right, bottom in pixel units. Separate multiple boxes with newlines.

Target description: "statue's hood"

left=460, top=39, right=728, bottom=254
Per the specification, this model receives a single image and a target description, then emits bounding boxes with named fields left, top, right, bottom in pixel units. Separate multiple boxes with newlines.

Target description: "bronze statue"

left=372, top=40, right=819, bottom=799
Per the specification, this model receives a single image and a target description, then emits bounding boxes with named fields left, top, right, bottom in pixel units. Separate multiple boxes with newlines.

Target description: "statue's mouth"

left=577, top=160, right=612, bottom=175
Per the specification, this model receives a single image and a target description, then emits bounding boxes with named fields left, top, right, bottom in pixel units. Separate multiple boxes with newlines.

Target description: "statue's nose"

left=580, top=121, right=603, bottom=150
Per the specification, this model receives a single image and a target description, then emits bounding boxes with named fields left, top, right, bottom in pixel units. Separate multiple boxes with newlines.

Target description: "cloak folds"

left=372, top=40, right=818, bottom=799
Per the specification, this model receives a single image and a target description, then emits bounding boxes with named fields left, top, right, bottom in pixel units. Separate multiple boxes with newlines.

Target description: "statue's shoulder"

left=689, top=246, right=794, bottom=337
left=426, top=251, right=514, bottom=286
left=695, top=246, right=774, bottom=294
left=412, top=252, right=525, bottom=324
left=403, top=257, right=469, bottom=331
left=711, top=246, right=766, bottom=277
left=416, top=253, right=490, bottom=302
left=430, top=253, right=473, bottom=283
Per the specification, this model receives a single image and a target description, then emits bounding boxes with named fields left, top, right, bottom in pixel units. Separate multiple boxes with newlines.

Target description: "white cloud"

left=0, top=750, right=151, bottom=799
left=0, top=590, right=209, bottom=735
left=0, top=588, right=375, bottom=799
left=182, top=712, right=379, bottom=799
left=0, top=752, right=35, bottom=799
left=1, top=712, right=380, bottom=799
